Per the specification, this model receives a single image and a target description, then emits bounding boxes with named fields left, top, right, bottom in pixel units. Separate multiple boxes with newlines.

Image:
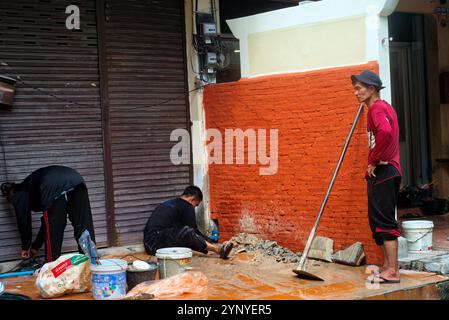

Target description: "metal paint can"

left=155, top=247, right=192, bottom=279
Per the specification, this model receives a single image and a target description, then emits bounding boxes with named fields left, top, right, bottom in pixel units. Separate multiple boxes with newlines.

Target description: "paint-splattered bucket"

left=155, top=247, right=192, bottom=279
left=402, top=220, right=434, bottom=252
left=90, top=259, right=128, bottom=300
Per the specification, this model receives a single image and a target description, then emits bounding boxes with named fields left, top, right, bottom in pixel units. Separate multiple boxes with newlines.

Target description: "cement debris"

left=308, top=236, right=334, bottom=262
left=230, top=233, right=301, bottom=264
left=332, top=242, right=366, bottom=266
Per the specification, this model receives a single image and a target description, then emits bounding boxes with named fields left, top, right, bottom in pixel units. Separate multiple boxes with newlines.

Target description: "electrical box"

left=440, top=72, right=449, bottom=104
left=206, top=52, right=217, bottom=65
left=194, top=12, right=219, bottom=83
left=202, top=23, right=217, bottom=36
left=0, top=75, right=17, bottom=107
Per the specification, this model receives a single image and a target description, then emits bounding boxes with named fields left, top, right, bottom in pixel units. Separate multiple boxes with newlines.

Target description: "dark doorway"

left=389, top=12, right=432, bottom=187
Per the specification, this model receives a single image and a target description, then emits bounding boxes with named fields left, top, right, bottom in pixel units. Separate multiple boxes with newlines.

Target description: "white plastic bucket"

left=155, top=247, right=192, bottom=279
left=91, top=259, right=128, bottom=300
left=402, top=220, right=434, bottom=252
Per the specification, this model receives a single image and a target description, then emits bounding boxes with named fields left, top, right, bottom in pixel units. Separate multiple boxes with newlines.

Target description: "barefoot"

left=379, top=265, right=388, bottom=273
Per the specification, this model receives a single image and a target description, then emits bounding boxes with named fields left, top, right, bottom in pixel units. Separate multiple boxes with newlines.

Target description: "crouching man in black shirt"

left=144, top=186, right=233, bottom=259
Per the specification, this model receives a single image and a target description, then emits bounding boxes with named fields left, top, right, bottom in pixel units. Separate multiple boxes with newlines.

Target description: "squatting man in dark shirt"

left=144, top=186, right=234, bottom=259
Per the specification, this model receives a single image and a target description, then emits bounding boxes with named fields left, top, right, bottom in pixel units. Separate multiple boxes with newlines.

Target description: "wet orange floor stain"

left=287, top=281, right=360, bottom=299
left=232, top=253, right=256, bottom=261
left=2, top=251, right=448, bottom=300
left=236, top=272, right=265, bottom=286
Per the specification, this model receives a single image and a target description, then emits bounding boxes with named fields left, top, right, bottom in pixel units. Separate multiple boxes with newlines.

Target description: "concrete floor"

left=1, top=250, right=448, bottom=300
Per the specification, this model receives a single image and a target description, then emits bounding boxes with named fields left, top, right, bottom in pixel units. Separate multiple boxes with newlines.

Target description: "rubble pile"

left=231, top=233, right=301, bottom=263
left=230, top=233, right=366, bottom=266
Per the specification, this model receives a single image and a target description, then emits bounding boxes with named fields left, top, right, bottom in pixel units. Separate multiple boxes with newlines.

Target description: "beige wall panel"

left=247, top=18, right=367, bottom=76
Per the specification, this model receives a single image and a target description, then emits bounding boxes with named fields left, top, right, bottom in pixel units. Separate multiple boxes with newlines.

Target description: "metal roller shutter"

left=102, top=0, right=192, bottom=245
left=0, top=0, right=107, bottom=261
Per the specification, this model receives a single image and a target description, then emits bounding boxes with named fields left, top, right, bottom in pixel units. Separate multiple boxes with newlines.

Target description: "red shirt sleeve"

left=368, top=107, right=392, bottom=166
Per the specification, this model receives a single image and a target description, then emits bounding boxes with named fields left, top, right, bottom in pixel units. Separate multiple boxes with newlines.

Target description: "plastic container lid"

left=127, top=261, right=158, bottom=273
left=402, top=220, right=434, bottom=229
left=90, top=259, right=128, bottom=273
left=132, top=260, right=151, bottom=271
left=155, top=247, right=192, bottom=260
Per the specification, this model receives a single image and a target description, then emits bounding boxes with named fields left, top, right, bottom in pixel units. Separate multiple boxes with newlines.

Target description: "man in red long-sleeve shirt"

left=351, top=70, right=402, bottom=284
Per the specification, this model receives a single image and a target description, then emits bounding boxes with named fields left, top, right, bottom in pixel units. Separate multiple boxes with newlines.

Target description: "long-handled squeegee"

left=293, top=103, right=365, bottom=281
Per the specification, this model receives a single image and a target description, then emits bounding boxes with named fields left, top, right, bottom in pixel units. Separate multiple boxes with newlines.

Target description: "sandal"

left=366, top=274, right=400, bottom=284
left=376, top=276, right=401, bottom=284
left=219, top=241, right=234, bottom=259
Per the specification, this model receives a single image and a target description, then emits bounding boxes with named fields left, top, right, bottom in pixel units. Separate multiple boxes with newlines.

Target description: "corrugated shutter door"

left=104, top=0, right=192, bottom=244
left=0, top=0, right=107, bottom=261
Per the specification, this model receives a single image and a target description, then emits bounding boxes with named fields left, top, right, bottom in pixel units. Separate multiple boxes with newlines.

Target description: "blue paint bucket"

left=90, top=259, right=128, bottom=300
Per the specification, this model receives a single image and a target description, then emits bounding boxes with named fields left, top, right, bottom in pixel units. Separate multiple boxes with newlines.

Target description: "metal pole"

left=296, top=103, right=365, bottom=271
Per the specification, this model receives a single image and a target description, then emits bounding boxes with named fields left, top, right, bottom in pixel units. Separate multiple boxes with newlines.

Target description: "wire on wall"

left=0, top=61, right=206, bottom=113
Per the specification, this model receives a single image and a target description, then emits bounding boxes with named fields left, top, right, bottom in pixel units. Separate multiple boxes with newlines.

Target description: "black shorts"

left=367, top=164, right=401, bottom=246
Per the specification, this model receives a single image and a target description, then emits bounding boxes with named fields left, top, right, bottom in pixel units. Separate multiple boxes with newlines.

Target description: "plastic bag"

left=36, top=253, right=91, bottom=298
left=123, top=271, right=208, bottom=299
left=78, top=230, right=100, bottom=265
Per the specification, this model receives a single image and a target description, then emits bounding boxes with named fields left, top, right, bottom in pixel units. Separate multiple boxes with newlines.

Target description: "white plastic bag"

left=36, top=253, right=91, bottom=298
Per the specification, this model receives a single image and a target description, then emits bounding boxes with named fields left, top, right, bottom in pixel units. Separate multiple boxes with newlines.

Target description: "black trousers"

left=35, top=184, right=96, bottom=262
left=367, top=164, right=401, bottom=246
left=144, top=226, right=208, bottom=256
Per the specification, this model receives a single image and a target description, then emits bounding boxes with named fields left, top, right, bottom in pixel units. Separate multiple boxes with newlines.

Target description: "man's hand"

left=20, top=248, right=37, bottom=260
left=367, top=161, right=389, bottom=177
left=21, top=249, right=31, bottom=260
left=367, top=164, right=377, bottom=177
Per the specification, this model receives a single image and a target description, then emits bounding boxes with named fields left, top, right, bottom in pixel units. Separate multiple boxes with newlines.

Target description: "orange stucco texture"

left=203, top=62, right=383, bottom=264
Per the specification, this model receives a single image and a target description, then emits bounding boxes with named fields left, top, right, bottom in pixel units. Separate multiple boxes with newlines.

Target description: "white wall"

left=247, top=17, right=367, bottom=76
left=227, top=0, right=399, bottom=103
left=184, top=0, right=219, bottom=233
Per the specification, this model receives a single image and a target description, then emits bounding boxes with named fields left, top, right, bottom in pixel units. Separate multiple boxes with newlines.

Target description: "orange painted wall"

left=203, top=62, right=383, bottom=264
